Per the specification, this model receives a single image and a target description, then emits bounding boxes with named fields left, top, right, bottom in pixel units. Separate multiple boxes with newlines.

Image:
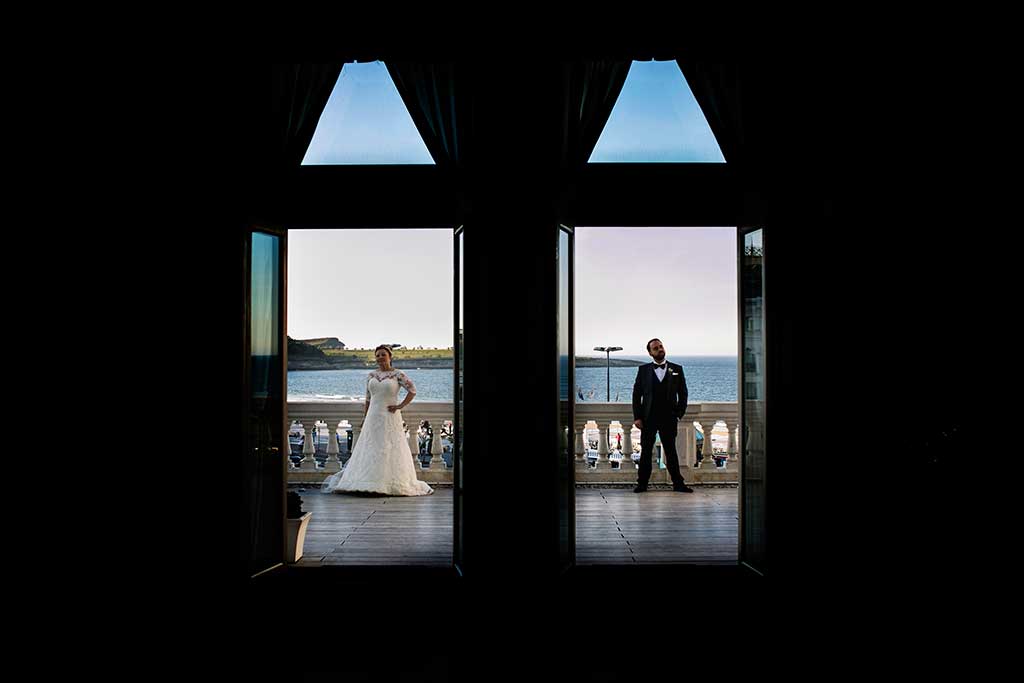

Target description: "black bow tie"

left=654, top=363, right=666, bottom=369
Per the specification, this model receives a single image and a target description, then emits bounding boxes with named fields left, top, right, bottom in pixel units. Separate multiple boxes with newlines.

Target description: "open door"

left=557, top=224, right=575, bottom=571
left=453, top=226, right=464, bottom=574
left=242, top=226, right=289, bottom=578
left=739, top=227, right=766, bottom=575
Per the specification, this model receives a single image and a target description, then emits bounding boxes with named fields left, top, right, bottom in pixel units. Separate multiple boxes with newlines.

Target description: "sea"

left=287, top=355, right=736, bottom=403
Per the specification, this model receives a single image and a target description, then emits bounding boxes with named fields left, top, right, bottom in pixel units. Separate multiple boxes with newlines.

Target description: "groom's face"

left=648, top=340, right=666, bottom=362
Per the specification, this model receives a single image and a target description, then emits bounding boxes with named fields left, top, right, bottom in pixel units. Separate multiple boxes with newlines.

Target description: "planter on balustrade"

left=286, top=513, right=312, bottom=563
left=285, top=491, right=312, bottom=563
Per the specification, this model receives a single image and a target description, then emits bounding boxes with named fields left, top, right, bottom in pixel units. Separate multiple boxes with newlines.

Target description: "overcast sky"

left=575, top=227, right=737, bottom=357
left=288, top=229, right=452, bottom=347
left=288, top=227, right=736, bottom=355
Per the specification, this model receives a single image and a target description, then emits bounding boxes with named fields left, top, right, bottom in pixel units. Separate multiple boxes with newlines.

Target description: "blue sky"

left=302, top=62, right=434, bottom=165
left=303, top=60, right=723, bottom=165
left=589, top=61, right=725, bottom=163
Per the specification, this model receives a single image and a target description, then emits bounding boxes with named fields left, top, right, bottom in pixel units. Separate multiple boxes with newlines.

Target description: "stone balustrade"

left=287, top=401, right=454, bottom=485
left=570, top=401, right=740, bottom=484
left=287, top=399, right=740, bottom=487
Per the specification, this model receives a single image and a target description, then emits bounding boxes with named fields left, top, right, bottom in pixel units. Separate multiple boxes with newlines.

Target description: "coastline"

left=288, top=356, right=649, bottom=371
left=288, top=357, right=454, bottom=371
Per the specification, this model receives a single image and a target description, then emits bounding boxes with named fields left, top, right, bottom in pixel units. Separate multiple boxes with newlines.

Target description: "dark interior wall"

left=129, top=32, right=1013, bottom=683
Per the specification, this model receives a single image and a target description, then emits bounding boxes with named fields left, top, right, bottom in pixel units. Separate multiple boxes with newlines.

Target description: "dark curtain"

left=675, top=58, right=748, bottom=164
left=386, top=62, right=468, bottom=171
left=270, top=63, right=344, bottom=168
left=560, top=60, right=632, bottom=168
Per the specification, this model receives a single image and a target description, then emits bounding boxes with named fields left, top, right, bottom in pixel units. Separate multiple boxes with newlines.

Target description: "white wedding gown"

left=321, top=369, right=434, bottom=496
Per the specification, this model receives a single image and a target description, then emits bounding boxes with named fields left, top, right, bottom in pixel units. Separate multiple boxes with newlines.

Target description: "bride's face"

left=375, top=349, right=391, bottom=367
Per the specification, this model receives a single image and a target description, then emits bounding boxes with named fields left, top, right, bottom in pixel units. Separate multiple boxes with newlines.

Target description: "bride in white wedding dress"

left=321, top=344, right=433, bottom=496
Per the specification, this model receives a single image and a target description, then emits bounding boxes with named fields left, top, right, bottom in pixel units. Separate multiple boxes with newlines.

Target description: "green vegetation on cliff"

left=323, top=347, right=453, bottom=361
left=287, top=338, right=648, bottom=371
left=298, top=337, right=347, bottom=349
left=288, top=337, right=328, bottom=359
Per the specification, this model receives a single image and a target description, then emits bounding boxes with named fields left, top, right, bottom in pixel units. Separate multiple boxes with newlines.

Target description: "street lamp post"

left=593, top=346, right=622, bottom=401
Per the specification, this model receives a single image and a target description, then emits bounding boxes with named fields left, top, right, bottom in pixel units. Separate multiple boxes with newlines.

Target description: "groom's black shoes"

left=633, top=485, right=648, bottom=493
left=673, top=484, right=694, bottom=493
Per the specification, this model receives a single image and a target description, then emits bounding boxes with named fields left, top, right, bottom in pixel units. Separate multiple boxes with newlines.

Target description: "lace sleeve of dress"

left=397, top=370, right=416, bottom=394
left=366, top=373, right=371, bottom=401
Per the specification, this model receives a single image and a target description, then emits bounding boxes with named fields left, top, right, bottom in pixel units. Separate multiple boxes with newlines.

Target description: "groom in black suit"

left=632, top=338, right=694, bottom=493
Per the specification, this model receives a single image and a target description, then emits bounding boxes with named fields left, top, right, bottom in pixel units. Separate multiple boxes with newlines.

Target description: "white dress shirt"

left=654, top=360, right=668, bottom=382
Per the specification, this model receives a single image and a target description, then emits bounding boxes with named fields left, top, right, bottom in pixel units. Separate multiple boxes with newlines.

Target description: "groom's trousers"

left=637, top=414, right=687, bottom=488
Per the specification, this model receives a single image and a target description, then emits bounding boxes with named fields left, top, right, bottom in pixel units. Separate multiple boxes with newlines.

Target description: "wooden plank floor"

left=292, top=485, right=738, bottom=567
left=576, top=487, right=739, bottom=565
left=294, top=487, right=454, bottom=567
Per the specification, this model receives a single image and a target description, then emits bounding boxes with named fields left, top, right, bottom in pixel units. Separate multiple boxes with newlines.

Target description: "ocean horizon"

left=287, top=355, right=737, bottom=403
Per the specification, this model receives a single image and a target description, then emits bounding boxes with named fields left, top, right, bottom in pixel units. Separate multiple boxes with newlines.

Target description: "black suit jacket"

left=632, top=361, right=689, bottom=424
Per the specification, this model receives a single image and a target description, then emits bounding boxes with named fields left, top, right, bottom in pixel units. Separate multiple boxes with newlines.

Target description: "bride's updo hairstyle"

left=374, top=344, right=393, bottom=358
